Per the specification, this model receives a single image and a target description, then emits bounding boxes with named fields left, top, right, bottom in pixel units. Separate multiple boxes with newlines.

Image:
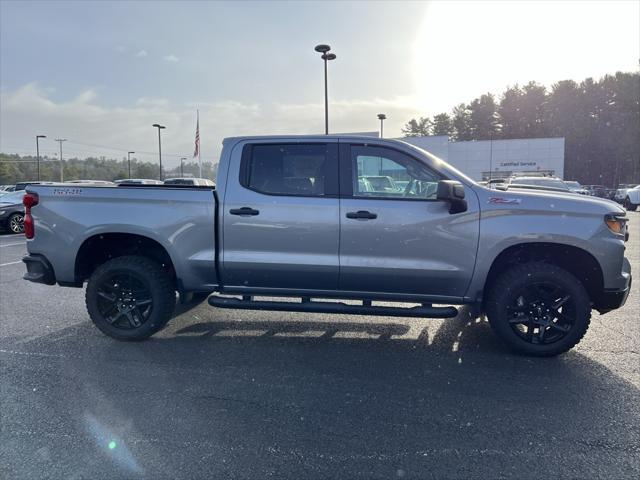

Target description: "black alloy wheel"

left=95, top=272, right=153, bottom=330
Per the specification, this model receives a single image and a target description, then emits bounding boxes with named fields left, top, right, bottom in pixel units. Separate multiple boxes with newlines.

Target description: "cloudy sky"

left=1, top=0, right=638, bottom=168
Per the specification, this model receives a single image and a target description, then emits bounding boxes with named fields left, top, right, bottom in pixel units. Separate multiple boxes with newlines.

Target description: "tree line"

left=402, top=71, right=639, bottom=186
left=0, top=154, right=218, bottom=184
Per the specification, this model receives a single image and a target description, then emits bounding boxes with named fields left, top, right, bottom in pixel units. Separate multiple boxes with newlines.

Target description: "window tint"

left=351, top=146, right=441, bottom=199
left=243, top=144, right=334, bottom=196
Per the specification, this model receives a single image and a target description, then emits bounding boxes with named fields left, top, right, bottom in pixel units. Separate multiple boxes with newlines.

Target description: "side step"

left=208, top=295, right=458, bottom=319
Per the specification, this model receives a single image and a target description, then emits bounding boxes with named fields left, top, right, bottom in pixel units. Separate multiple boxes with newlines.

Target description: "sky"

left=1, top=0, right=638, bottom=168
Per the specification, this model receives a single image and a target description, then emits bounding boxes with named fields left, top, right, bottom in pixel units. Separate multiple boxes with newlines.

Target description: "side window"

left=242, top=144, right=335, bottom=196
left=351, top=145, right=441, bottom=199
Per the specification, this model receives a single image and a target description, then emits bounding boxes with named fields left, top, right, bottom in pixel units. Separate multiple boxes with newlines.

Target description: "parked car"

left=163, top=177, right=215, bottom=186
left=0, top=185, right=16, bottom=192
left=624, top=185, right=640, bottom=211
left=14, top=181, right=54, bottom=191
left=114, top=179, right=164, bottom=185
left=0, top=190, right=26, bottom=233
left=564, top=181, right=589, bottom=195
left=615, top=184, right=639, bottom=204
left=360, top=175, right=399, bottom=194
left=504, top=176, right=572, bottom=193
left=584, top=185, right=608, bottom=198
left=65, top=180, right=115, bottom=185
left=22, top=135, right=631, bottom=357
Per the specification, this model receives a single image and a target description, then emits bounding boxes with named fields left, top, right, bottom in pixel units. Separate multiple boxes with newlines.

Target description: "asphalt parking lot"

left=1, top=214, right=638, bottom=480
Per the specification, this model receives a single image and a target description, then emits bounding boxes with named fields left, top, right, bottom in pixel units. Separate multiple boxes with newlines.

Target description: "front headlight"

left=605, top=213, right=628, bottom=236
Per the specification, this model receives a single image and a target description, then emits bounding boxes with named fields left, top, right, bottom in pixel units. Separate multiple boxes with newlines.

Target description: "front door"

left=339, top=143, right=479, bottom=299
left=222, top=141, right=340, bottom=291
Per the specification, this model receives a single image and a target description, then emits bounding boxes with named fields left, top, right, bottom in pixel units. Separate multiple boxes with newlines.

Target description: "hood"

left=475, top=185, right=625, bottom=215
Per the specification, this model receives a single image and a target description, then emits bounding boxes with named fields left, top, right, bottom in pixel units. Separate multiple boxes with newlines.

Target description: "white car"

left=615, top=184, right=638, bottom=204
left=624, top=185, right=640, bottom=211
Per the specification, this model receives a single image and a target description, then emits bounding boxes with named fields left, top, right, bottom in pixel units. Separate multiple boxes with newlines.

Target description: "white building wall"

left=399, top=136, right=565, bottom=180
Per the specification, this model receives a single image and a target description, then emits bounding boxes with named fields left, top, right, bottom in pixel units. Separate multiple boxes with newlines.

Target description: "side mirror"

left=436, top=180, right=467, bottom=214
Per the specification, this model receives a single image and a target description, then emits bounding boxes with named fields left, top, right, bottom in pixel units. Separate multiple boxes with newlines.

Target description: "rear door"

left=222, top=141, right=340, bottom=291
left=338, top=143, right=479, bottom=299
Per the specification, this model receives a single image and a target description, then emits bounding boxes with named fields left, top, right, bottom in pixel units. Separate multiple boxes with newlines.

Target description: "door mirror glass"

left=436, top=180, right=467, bottom=214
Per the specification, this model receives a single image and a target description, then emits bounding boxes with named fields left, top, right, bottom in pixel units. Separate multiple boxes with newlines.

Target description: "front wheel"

left=624, top=197, right=638, bottom=211
left=86, top=255, right=175, bottom=340
left=485, top=263, right=591, bottom=356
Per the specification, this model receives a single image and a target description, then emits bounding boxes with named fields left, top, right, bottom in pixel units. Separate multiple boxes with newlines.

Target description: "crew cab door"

left=338, top=143, right=479, bottom=299
left=222, top=141, right=340, bottom=290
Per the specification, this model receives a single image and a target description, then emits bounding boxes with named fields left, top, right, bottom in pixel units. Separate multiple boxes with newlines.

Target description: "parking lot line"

left=0, top=261, right=22, bottom=267
left=0, top=242, right=25, bottom=248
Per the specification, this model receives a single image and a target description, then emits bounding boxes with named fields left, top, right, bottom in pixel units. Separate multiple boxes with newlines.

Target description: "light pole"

left=54, top=138, right=66, bottom=182
left=35, top=135, right=46, bottom=180
left=180, top=157, right=186, bottom=177
left=377, top=114, right=387, bottom=138
left=314, top=44, right=336, bottom=135
left=127, top=151, right=135, bottom=179
left=152, top=124, right=165, bottom=180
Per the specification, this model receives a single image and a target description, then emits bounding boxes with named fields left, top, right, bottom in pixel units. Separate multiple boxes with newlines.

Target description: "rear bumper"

left=22, top=254, right=56, bottom=285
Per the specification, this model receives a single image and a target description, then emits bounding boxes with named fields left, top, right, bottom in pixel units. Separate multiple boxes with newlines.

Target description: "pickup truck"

left=22, top=135, right=632, bottom=356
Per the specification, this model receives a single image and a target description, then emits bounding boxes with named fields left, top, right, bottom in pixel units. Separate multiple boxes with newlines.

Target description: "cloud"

left=163, top=54, right=179, bottom=62
left=135, top=50, right=148, bottom=57
left=0, top=83, right=422, bottom=165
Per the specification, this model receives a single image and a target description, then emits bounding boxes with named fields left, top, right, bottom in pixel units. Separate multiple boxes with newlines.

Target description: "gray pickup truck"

left=22, top=136, right=632, bottom=356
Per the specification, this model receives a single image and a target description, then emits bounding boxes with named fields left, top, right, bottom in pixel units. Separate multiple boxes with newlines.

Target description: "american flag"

left=193, top=110, right=200, bottom=158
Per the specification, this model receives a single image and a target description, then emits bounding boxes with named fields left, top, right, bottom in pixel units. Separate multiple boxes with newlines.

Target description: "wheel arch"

left=75, top=232, right=178, bottom=289
left=483, top=242, right=604, bottom=305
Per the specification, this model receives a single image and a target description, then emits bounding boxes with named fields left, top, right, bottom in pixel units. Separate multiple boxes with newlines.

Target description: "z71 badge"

left=487, top=197, right=522, bottom=205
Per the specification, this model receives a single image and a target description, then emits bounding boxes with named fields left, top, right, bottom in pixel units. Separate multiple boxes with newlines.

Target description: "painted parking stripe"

left=0, top=242, right=25, bottom=248
left=0, top=261, right=22, bottom=267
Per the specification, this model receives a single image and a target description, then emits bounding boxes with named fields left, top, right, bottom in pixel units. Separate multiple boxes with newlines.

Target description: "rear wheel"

left=86, top=255, right=175, bottom=340
left=624, top=197, right=637, bottom=211
left=485, top=263, right=591, bottom=356
left=8, top=213, right=24, bottom=234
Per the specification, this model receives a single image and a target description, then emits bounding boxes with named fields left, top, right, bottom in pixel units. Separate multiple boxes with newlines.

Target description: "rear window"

left=241, top=143, right=338, bottom=196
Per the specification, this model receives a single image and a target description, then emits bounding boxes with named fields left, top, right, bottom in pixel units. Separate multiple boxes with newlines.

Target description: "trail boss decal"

left=52, top=188, right=83, bottom=196
left=488, top=197, right=522, bottom=205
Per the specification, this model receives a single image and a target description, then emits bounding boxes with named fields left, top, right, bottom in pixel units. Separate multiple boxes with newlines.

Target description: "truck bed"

left=25, top=184, right=219, bottom=292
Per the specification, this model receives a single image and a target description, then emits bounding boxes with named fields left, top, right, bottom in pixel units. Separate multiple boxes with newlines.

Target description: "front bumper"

left=22, top=254, right=56, bottom=285
left=595, top=257, right=632, bottom=313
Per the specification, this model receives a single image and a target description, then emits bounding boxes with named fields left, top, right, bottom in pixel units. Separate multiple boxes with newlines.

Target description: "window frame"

left=239, top=142, right=340, bottom=198
left=339, top=143, right=446, bottom=202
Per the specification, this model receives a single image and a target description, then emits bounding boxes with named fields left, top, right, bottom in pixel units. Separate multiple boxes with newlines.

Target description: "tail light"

left=23, top=192, right=39, bottom=239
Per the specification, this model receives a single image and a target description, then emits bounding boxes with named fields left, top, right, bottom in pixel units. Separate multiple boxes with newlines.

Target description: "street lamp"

left=152, top=124, right=166, bottom=180
left=314, top=44, right=336, bottom=135
left=377, top=114, right=387, bottom=138
left=127, top=151, right=135, bottom=179
left=35, top=135, right=46, bottom=180
left=180, top=157, right=186, bottom=177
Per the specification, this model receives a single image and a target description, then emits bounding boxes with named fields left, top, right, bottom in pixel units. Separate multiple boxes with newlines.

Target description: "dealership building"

left=399, top=135, right=566, bottom=181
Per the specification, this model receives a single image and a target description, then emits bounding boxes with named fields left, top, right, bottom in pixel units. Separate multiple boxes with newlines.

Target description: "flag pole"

left=197, top=110, right=202, bottom=178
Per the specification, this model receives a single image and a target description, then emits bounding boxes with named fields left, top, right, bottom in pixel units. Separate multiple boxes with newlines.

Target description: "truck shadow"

left=3, top=305, right=639, bottom=479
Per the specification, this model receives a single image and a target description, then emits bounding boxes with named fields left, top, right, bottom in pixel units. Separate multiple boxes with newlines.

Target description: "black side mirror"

left=436, top=180, right=467, bottom=214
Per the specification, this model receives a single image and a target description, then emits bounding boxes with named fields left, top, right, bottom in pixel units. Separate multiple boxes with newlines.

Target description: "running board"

left=208, top=295, right=458, bottom=319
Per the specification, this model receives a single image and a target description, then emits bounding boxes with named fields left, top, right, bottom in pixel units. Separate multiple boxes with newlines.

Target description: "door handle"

left=346, top=210, right=377, bottom=220
left=229, top=207, right=260, bottom=216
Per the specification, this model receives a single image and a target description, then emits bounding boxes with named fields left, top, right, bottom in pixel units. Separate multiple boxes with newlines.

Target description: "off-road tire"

left=86, top=255, right=175, bottom=340
left=485, top=263, right=591, bottom=356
